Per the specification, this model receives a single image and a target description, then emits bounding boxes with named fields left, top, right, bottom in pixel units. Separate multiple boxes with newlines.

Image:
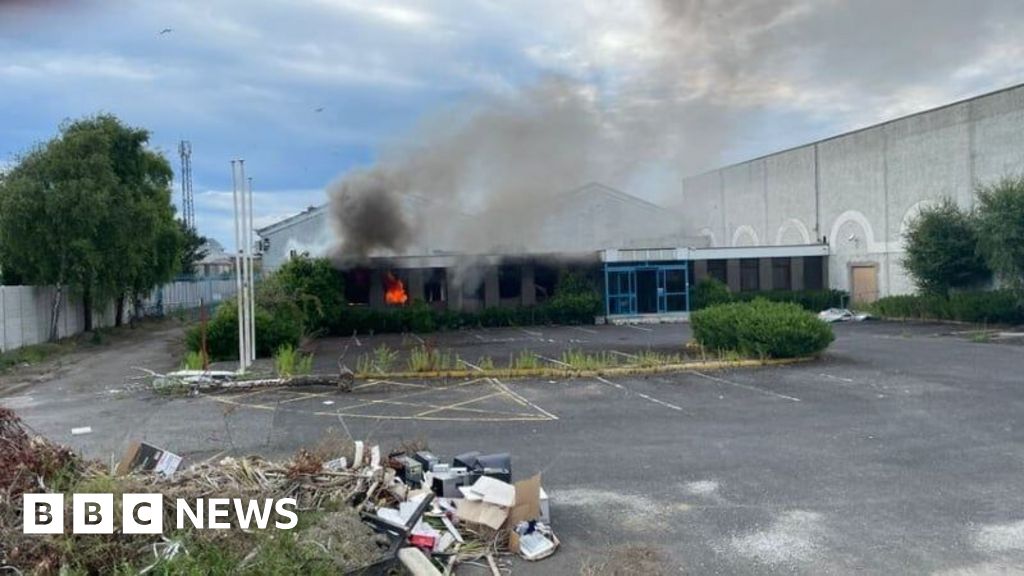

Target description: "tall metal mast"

left=178, top=140, right=195, bottom=230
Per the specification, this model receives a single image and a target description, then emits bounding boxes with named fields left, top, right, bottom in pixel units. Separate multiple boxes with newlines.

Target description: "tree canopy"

left=975, top=176, right=1024, bottom=291
left=0, top=114, right=185, bottom=337
left=902, top=199, right=990, bottom=296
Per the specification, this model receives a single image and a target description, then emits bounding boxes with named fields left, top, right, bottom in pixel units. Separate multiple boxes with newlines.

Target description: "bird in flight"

left=315, top=107, right=325, bottom=113
left=159, top=28, right=173, bottom=35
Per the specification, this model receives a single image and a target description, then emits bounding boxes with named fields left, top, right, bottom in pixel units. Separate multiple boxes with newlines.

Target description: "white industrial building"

left=682, top=83, right=1024, bottom=302
left=257, top=83, right=1024, bottom=317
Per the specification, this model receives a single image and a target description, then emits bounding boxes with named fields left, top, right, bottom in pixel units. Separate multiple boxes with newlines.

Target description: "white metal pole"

left=246, top=176, right=256, bottom=362
left=241, top=163, right=250, bottom=371
left=231, top=160, right=246, bottom=372
left=238, top=159, right=252, bottom=369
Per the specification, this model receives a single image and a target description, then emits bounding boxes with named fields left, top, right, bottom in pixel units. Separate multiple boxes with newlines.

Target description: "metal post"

left=246, top=176, right=256, bottom=362
left=231, top=160, right=246, bottom=372
left=238, top=160, right=252, bottom=370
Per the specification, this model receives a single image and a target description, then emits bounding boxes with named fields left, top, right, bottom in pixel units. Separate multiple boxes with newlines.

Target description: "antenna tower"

left=178, top=140, right=195, bottom=230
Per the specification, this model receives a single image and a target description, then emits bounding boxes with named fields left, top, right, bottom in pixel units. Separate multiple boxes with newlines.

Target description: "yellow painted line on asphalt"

left=205, top=395, right=551, bottom=422
left=276, top=391, right=334, bottom=404
left=413, top=392, right=504, bottom=417
left=351, top=379, right=431, bottom=391
left=329, top=396, right=540, bottom=418
left=489, top=377, right=559, bottom=421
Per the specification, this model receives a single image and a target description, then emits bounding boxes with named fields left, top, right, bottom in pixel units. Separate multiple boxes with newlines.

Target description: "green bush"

left=693, top=278, right=731, bottom=309
left=690, top=276, right=846, bottom=312
left=691, top=299, right=834, bottom=358
left=903, top=199, right=990, bottom=295
left=731, top=289, right=847, bottom=312
left=872, top=290, right=1024, bottom=324
left=186, top=296, right=304, bottom=361
left=275, top=256, right=346, bottom=334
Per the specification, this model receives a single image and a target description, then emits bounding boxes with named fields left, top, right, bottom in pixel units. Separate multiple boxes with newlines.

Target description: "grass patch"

left=407, top=345, right=456, bottom=372
left=511, top=349, right=541, bottom=370
left=0, top=341, right=74, bottom=373
left=560, top=349, right=619, bottom=370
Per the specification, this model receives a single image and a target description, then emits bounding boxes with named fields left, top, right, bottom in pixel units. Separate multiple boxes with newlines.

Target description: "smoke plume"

left=328, top=0, right=1024, bottom=259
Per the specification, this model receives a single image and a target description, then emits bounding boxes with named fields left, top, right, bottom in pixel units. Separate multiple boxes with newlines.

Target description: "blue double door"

left=605, top=263, right=689, bottom=316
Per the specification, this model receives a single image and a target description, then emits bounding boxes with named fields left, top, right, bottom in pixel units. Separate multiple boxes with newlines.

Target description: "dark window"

left=772, top=258, right=792, bottom=291
left=344, top=268, right=371, bottom=304
left=665, top=269, right=686, bottom=293
left=740, top=259, right=760, bottom=292
left=707, top=260, right=728, bottom=284
left=804, top=257, right=824, bottom=290
left=534, top=264, right=558, bottom=302
left=498, top=265, right=521, bottom=299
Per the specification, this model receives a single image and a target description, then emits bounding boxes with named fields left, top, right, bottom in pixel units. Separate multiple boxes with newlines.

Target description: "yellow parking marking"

left=413, top=392, right=503, bottom=417
left=351, top=379, right=431, bottom=391
left=204, top=376, right=557, bottom=422
left=276, top=391, right=333, bottom=404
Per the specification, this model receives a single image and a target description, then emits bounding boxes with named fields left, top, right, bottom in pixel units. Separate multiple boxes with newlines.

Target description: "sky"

left=2, top=0, right=1024, bottom=248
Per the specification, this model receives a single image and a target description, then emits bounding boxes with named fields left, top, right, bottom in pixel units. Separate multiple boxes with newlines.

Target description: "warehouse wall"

left=682, top=84, right=1024, bottom=298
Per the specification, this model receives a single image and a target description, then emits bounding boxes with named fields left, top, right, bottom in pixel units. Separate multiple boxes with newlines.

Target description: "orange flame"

left=384, top=272, right=408, bottom=305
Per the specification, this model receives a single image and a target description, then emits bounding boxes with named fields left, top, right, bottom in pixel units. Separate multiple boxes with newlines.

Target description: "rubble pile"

left=0, top=407, right=557, bottom=574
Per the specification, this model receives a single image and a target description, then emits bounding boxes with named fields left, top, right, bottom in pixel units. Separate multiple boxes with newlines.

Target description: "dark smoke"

left=327, top=167, right=412, bottom=261
left=328, top=0, right=1024, bottom=259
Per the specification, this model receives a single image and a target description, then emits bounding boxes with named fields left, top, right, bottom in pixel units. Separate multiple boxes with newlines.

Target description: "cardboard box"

left=116, top=441, right=182, bottom=477
left=507, top=474, right=559, bottom=560
left=455, top=499, right=508, bottom=531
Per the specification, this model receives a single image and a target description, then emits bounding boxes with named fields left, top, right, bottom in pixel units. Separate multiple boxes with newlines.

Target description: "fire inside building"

left=258, top=183, right=827, bottom=321
left=257, top=84, right=1024, bottom=320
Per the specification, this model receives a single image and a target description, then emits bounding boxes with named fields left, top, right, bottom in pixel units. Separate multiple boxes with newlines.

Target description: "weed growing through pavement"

left=275, top=344, right=313, bottom=377
left=407, top=345, right=455, bottom=372
left=181, top=350, right=206, bottom=370
left=511, top=349, right=541, bottom=370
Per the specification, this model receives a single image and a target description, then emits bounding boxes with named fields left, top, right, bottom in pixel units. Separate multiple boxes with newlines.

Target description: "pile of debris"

left=373, top=449, right=558, bottom=574
left=0, top=407, right=555, bottom=574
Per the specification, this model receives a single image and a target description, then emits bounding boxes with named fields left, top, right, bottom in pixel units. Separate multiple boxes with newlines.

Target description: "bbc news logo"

left=23, top=494, right=298, bottom=534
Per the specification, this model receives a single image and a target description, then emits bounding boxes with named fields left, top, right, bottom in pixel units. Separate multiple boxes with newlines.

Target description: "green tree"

left=274, top=256, right=346, bottom=334
left=178, top=222, right=209, bottom=277
left=976, top=176, right=1024, bottom=291
left=902, top=199, right=990, bottom=296
left=0, top=114, right=183, bottom=337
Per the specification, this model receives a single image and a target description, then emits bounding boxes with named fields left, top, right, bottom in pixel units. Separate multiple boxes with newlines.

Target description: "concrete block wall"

left=0, top=279, right=237, bottom=353
left=682, top=84, right=1024, bottom=298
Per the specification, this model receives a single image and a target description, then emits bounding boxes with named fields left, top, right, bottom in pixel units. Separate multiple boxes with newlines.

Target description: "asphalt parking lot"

left=4, top=321, right=1024, bottom=574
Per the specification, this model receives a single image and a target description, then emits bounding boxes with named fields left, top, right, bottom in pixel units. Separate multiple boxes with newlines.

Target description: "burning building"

left=257, top=182, right=828, bottom=321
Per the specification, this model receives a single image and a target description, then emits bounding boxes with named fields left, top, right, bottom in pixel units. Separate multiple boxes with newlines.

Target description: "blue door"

left=606, top=269, right=636, bottom=315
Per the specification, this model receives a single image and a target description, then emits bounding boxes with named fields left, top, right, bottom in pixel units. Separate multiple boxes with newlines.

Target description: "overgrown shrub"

left=693, top=278, right=731, bottom=309
left=731, top=289, right=847, bottom=312
left=976, top=176, right=1024, bottom=290
left=903, top=199, right=990, bottom=295
left=872, top=290, right=1024, bottom=324
left=275, top=256, right=346, bottom=334
left=691, top=276, right=846, bottom=312
left=691, top=299, right=834, bottom=358
left=544, top=270, right=601, bottom=324
left=186, top=295, right=304, bottom=361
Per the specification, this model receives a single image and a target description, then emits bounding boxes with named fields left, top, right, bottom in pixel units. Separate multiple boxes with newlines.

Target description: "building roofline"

left=686, top=81, right=1024, bottom=181
left=257, top=204, right=327, bottom=236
